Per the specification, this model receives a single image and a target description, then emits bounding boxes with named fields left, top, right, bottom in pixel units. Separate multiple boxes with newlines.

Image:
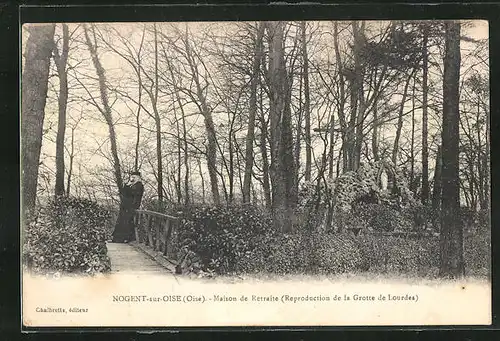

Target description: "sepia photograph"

left=21, top=19, right=491, bottom=327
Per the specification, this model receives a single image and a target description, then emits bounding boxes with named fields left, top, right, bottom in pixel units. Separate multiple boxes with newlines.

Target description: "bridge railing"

left=133, top=209, right=179, bottom=261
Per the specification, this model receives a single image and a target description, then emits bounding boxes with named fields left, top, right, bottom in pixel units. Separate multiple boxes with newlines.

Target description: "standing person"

left=112, top=171, right=144, bottom=243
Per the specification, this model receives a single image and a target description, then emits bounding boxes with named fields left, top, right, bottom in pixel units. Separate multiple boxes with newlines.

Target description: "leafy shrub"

left=356, top=233, right=440, bottom=275
left=23, top=196, right=112, bottom=275
left=176, top=204, right=272, bottom=274
left=236, top=230, right=368, bottom=275
left=172, top=201, right=489, bottom=279
left=245, top=232, right=309, bottom=275
left=464, top=228, right=491, bottom=277
left=176, top=203, right=370, bottom=276
left=477, top=208, right=490, bottom=229
left=313, top=231, right=367, bottom=273
left=333, top=208, right=369, bottom=232
left=351, top=203, right=408, bottom=232
left=402, top=203, right=438, bottom=231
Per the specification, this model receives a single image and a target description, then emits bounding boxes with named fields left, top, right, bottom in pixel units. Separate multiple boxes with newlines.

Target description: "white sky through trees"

left=21, top=20, right=489, bottom=205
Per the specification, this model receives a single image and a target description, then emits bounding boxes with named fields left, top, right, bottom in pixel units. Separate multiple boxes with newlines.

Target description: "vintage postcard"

left=21, top=19, right=491, bottom=328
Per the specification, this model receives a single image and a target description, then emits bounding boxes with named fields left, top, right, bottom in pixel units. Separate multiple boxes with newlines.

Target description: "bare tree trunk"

left=469, top=156, right=477, bottom=210
left=198, top=158, right=206, bottom=204
left=476, top=100, right=484, bottom=210
left=432, top=144, right=442, bottom=224
left=392, top=69, right=415, bottom=166
left=259, top=85, right=272, bottom=209
left=53, top=24, right=69, bottom=197
left=219, top=157, right=229, bottom=203
left=153, top=24, right=163, bottom=203
left=99, top=24, right=146, bottom=173
left=166, top=54, right=190, bottom=205
left=301, top=21, right=312, bottom=181
left=266, top=21, right=297, bottom=232
left=294, top=86, right=302, bottom=187
left=243, top=22, right=264, bottom=203
left=484, top=103, right=490, bottom=211
left=345, top=22, right=363, bottom=172
left=347, top=74, right=357, bottom=172
left=352, top=21, right=366, bottom=171
left=182, top=118, right=190, bottom=206
left=183, top=31, right=220, bottom=205
left=134, top=96, right=141, bottom=172
left=66, top=130, right=74, bottom=196
left=173, top=100, right=183, bottom=204
left=83, top=24, right=123, bottom=193
left=234, top=137, right=245, bottom=199
left=66, top=122, right=80, bottom=197
left=328, top=112, right=336, bottom=178
left=410, top=77, right=416, bottom=193
left=333, top=22, right=348, bottom=173
left=372, top=105, right=379, bottom=162
left=228, top=123, right=235, bottom=204
left=421, top=24, right=430, bottom=205
left=21, top=24, right=56, bottom=215
left=134, top=33, right=144, bottom=172
left=439, top=21, right=464, bottom=278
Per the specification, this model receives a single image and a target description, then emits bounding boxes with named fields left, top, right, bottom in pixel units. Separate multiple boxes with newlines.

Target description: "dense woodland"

left=21, top=20, right=489, bottom=278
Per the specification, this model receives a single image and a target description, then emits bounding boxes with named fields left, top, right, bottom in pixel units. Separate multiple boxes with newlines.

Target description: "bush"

left=244, top=232, right=308, bottom=275
left=176, top=204, right=272, bottom=274
left=236, top=230, right=368, bottom=275
left=333, top=208, right=369, bottom=232
left=355, top=233, right=440, bottom=275
left=176, top=204, right=368, bottom=276
left=351, top=203, right=409, bottom=232
left=172, top=202, right=490, bottom=279
left=23, top=196, right=112, bottom=275
left=313, top=231, right=367, bottom=273
left=464, top=228, right=491, bottom=277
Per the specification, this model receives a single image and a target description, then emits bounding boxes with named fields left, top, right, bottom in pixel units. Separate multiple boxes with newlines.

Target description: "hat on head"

left=130, top=171, right=141, bottom=176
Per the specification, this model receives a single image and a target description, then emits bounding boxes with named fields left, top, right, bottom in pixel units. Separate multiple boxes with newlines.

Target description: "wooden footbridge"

left=107, top=210, right=181, bottom=275
left=105, top=208, right=439, bottom=274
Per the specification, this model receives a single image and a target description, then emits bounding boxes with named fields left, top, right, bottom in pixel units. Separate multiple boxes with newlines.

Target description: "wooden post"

left=147, top=215, right=154, bottom=247
left=134, top=211, right=141, bottom=243
left=132, top=210, right=180, bottom=260
left=166, top=219, right=176, bottom=258
left=163, top=219, right=171, bottom=256
left=155, top=217, right=161, bottom=251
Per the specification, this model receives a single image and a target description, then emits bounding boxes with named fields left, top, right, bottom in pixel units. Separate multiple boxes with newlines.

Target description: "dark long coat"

left=112, top=181, right=144, bottom=243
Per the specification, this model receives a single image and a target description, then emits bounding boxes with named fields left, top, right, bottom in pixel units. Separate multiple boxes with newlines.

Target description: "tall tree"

left=53, top=24, right=70, bottom=197
left=352, top=21, right=366, bottom=171
left=439, top=21, right=464, bottom=278
left=392, top=68, right=416, bottom=166
left=432, top=144, right=442, bottom=230
left=258, top=85, right=272, bottom=209
left=266, top=21, right=297, bottom=232
left=83, top=24, right=124, bottom=193
left=151, top=23, right=163, bottom=203
left=65, top=114, right=83, bottom=197
left=345, top=21, right=361, bottom=172
left=372, top=105, right=379, bottom=162
left=409, top=77, right=416, bottom=192
left=243, top=22, right=265, bottom=203
left=180, top=28, right=221, bottom=205
left=421, top=24, right=430, bottom=205
left=301, top=21, right=312, bottom=181
left=484, top=85, right=490, bottom=212
left=164, top=51, right=191, bottom=205
left=99, top=25, right=146, bottom=173
left=333, top=22, right=348, bottom=172
left=21, top=24, right=56, bottom=215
